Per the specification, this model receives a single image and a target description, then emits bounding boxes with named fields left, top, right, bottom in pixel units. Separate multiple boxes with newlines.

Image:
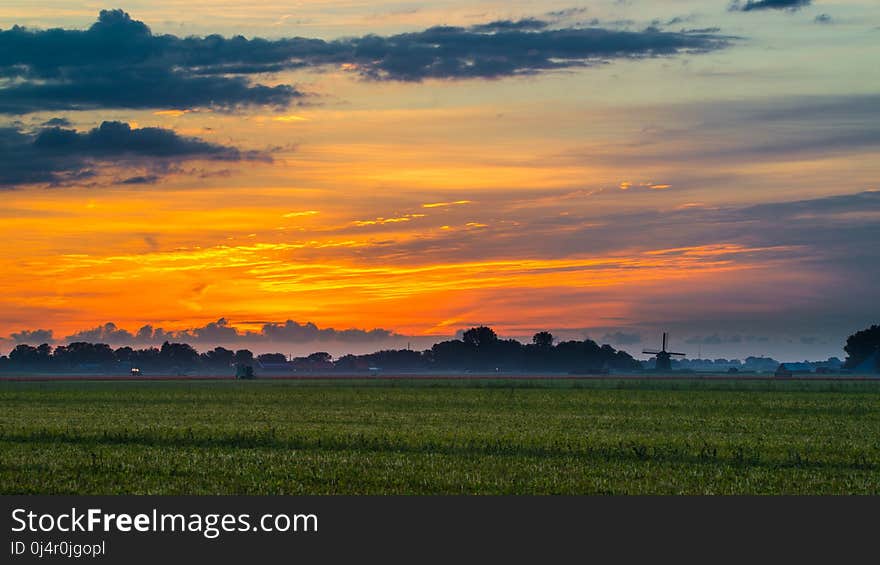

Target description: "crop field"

left=1, top=377, right=879, bottom=494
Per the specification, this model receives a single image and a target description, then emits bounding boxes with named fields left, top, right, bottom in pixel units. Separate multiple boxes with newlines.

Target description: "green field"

left=1, top=378, right=879, bottom=494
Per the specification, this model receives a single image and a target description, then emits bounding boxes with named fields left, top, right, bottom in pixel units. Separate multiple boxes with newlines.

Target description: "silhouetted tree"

left=334, top=354, right=360, bottom=371
left=233, top=349, right=254, bottom=366
left=257, top=353, right=288, bottom=364
left=307, top=352, right=332, bottom=363
left=131, top=347, right=160, bottom=369
left=0, top=325, right=646, bottom=375
left=362, top=349, right=424, bottom=369
left=462, top=326, right=498, bottom=348
left=490, top=338, right=525, bottom=370
left=431, top=339, right=472, bottom=368
left=532, top=331, right=554, bottom=349
left=10, top=343, right=52, bottom=367
left=115, top=346, right=135, bottom=363
left=201, top=346, right=235, bottom=369
left=844, top=325, right=880, bottom=370
left=52, top=342, right=115, bottom=368
left=159, top=341, right=199, bottom=369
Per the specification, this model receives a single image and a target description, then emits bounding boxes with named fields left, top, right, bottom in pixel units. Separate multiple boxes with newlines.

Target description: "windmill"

left=643, top=332, right=685, bottom=372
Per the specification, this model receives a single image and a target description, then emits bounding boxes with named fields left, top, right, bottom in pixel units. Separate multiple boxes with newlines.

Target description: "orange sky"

left=2, top=3, right=879, bottom=359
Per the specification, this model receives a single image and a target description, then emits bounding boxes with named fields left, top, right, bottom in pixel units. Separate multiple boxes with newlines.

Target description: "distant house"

left=776, top=362, right=814, bottom=376
left=775, top=364, right=793, bottom=378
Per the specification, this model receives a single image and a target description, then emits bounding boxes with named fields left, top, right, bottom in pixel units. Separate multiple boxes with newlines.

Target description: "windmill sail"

left=644, top=332, right=685, bottom=371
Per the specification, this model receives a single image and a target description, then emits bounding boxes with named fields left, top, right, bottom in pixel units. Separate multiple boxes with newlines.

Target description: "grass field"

left=2, top=377, right=879, bottom=494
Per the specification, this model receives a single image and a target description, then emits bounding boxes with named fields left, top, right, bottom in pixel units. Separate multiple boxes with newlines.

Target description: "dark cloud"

left=121, top=174, right=160, bottom=185
left=664, top=17, right=691, bottom=26
left=347, top=24, right=731, bottom=82
left=469, top=18, right=549, bottom=32
left=730, top=0, right=812, bottom=12
left=0, top=120, right=268, bottom=189
left=55, top=318, right=401, bottom=346
left=66, top=323, right=134, bottom=344
left=682, top=27, right=722, bottom=34
left=33, top=121, right=255, bottom=159
left=133, top=325, right=177, bottom=344
left=190, top=318, right=241, bottom=343
left=259, top=320, right=397, bottom=343
left=0, top=70, right=299, bottom=115
left=0, top=9, right=731, bottom=113
left=0, top=9, right=304, bottom=114
left=546, top=8, right=589, bottom=20
left=42, top=117, right=71, bottom=127
left=10, top=329, right=55, bottom=344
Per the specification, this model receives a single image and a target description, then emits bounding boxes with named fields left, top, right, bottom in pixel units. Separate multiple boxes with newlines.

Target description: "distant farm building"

left=782, top=362, right=813, bottom=373
left=774, top=363, right=813, bottom=377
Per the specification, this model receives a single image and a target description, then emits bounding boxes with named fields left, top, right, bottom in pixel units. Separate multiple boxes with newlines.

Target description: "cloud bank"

left=50, top=318, right=401, bottom=347
left=0, top=9, right=732, bottom=114
left=0, top=120, right=267, bottom=189
left=9, top=329, right=55, bottom=344
left=0, top=10, right=303, bottom=114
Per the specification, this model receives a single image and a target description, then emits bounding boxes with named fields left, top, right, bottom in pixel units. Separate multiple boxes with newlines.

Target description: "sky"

left=1, top=1, right=879, bottom=361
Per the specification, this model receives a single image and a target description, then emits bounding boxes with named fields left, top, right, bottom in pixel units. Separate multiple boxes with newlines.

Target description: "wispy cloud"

left=730, top=0, right=812, bottom=12
left=422, top=200, right=473, bottom=208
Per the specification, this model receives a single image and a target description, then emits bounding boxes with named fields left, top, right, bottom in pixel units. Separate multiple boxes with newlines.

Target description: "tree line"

left=0, top=326, right=640, bottom=374
left=2, top=324, right=878, bottom=374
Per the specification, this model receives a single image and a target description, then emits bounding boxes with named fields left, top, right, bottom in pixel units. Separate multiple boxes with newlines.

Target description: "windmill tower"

left=642, top=332, right=685, bottom=372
